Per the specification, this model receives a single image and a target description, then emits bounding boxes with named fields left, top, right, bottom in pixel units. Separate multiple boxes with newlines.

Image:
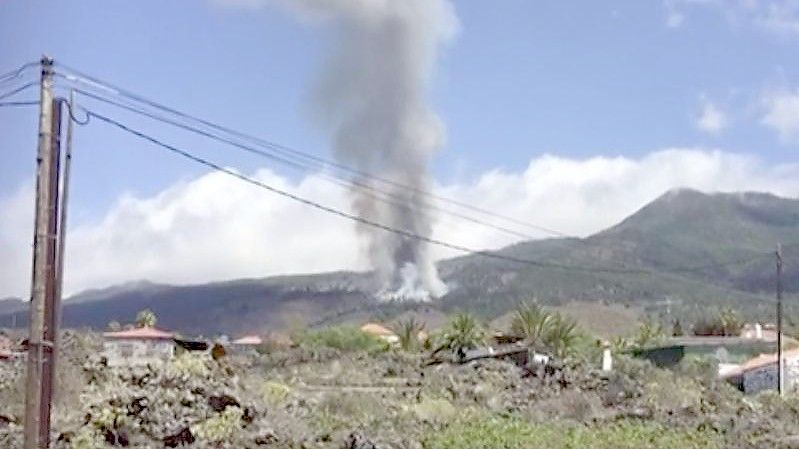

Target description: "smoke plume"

left=288, top=0, right=457, bottom=300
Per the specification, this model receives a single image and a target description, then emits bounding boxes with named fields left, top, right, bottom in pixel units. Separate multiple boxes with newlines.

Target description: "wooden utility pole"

left=777, top=243, right=784, bottom=396
left=24, top=56, right=63, bottom=449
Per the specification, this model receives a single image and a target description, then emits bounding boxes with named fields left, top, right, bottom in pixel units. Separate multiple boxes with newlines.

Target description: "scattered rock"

left=0, top=414, right=12, bottom=428
left=208, top=394, right=240, bottom=412
left=344, top=432, right=377, bottom=449
left=163, top=427, right=194, bottom=448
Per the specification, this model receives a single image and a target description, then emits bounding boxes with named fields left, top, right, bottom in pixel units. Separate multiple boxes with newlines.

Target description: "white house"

left=103, top=326, right=176, bottom=367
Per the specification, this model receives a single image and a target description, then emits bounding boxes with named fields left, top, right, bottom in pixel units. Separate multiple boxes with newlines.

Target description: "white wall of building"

left=103, top=339, right=174, bottom=367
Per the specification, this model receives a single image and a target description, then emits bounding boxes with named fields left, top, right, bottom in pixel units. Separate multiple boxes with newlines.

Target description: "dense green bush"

left=423, top=416, right=721, bottom=449
left=692, top=307, right=743, bottom=337
left=294, top=326, right=389, bottom=353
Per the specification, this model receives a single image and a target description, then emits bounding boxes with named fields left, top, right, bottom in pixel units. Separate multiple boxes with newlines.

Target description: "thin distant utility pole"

left=24, top=56, right=64, bottom=449
left=777, top=243, right=784, bottom=396
left=52, top=89, right=75, bottom=374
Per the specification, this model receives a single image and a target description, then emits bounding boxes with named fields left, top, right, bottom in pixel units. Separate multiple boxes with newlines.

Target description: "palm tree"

left=394, top=318, right=425, bottom=352
left=510, top=302, right=553, bottom=346
left=541, top=314, right=579, bottom=357
left=436, top=313, right=485, bottom=354
left=135, top=309, right=157, bottom=328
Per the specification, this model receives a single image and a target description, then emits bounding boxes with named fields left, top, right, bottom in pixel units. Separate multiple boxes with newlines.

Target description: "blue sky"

left=2, top=0, right=799, bottom=297
left=1, top=1, right=796, bottom=217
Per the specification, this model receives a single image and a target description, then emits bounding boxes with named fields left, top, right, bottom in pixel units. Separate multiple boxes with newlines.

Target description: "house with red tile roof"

left=102, top=326, right=176, bottom=366
left=360, top=322, right=399, bottom=344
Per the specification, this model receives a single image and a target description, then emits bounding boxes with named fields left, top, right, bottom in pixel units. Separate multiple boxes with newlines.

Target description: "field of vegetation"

left=2, top=305, right=799, bottom=448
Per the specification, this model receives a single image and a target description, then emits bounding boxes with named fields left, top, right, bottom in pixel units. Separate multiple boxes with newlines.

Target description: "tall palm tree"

left=436, top=313, right=485, bottom=354
left=510, top=302, right=553, bottom=346
left=542, top=314, right=579, bottom=357
left=394, top=318, right=425, bottom=352
left=510, top=302, right=580, bottom=357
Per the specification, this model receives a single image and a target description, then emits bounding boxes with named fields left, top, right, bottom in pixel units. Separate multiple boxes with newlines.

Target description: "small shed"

left=103, top=326, right=175, bottom=367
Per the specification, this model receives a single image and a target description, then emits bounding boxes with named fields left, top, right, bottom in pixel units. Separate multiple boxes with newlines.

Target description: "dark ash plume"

left=287, top=0, right=457, bottom=300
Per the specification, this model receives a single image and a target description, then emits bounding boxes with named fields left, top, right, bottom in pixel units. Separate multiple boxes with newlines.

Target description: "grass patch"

left=294, top=325, right=389, bottom=353
left=422, top=416, right=721, bottom=449
left=260, top=381, right=292, bottom=405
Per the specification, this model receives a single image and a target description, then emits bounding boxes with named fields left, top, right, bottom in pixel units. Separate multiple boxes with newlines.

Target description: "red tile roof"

left=360, top=323, right=396, bottom=337
left=103, top=326, right=175, bottom=340
left=232, top=335, right=262, bottom=345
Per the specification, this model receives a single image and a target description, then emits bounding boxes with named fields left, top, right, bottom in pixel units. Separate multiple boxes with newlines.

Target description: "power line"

left=62, top=65, right=764, bottom=273
left=50, top=64, right=792, bottom=285
left=661, top=253, right=774, bottom=273
left=59, top=72, right=776, bottom=277
left=0, top=61, right=38, bottom=84
left=64, top=86, right=537, bottom=241
left=81, top=108, right=656, bottom=276
left=0, top=81, right=38, bottom=101
left=54, top=63, right=570, bottom=238
left=0, top=101, right=39, bottom=107
left=56, top=65, right=717, bottom=268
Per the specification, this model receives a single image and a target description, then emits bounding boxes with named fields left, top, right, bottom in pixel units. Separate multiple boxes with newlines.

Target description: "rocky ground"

left=3, top=331, right=799, bottom=448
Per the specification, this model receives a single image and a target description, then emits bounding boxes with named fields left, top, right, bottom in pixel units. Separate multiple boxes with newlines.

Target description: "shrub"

left=411, top=397, right=458, bottom=424
left=68, top=427, right=105, bottom=449
left=422, top=415, right=721, bottom=449
left=191, top=407, right=243, bottom=443
left=677, top=355, right=719, bottom=387
left=261, top=381, right=292, bottom=405
left=294, top=326, right=388, bottom=353
left=692, top=308, right=743, bottom=337
left=632, top=319, right=665, bottom=348
left=167, top=353, right=210, bottom=377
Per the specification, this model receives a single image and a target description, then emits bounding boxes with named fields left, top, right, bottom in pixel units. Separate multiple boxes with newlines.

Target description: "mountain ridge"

left=2, top=188, right=797, bottom=335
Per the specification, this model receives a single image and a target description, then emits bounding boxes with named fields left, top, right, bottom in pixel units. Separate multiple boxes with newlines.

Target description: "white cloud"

left=1, top=149, right=798, bottom=299
left=758, top=0, right=799, bottom=37
left=695, top=98, right=728, bottom=134
left=666, top=11, right=685, bottom=28
left=666, top=0, right=799, bottom=37
left=762, top=89, right=799, bottom=142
